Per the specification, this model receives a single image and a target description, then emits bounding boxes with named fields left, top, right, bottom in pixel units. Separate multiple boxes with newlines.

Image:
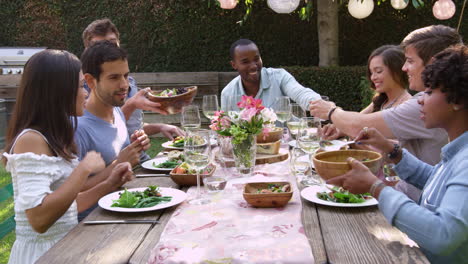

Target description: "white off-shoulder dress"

left=3, top=129, right=79, bottom=264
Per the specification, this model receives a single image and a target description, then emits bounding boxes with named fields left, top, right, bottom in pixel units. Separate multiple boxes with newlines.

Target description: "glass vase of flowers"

left=210, top=96, right=277, bottom=177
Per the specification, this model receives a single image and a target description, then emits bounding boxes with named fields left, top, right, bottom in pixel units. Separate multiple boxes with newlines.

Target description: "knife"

left=135, top=174, right=170, bottom=177
left=84, top=220, right=159, bottom=225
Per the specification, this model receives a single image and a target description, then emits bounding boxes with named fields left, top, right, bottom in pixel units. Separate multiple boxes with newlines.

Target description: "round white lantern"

left=391, top=0, right=409, bottom=10
left=432, top=0, right=456, bottom=20
left=348, top=0, right=374, bottom=19
left=218, top=0, right=237, bottom=9
left=267, top=0, right=300, bottom=14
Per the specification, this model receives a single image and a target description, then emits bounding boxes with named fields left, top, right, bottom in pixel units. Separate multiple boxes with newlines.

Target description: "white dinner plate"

left=162, top=139, right=217, bottom=150
left=300, top=185, right=378, bottom=207
left=98, top=187, right=187, bottom=212
left=141, top=156, right=176, bottom=171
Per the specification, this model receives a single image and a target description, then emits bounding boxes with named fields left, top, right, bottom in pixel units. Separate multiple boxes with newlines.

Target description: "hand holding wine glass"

left=184, top=129, right=212, bottom=205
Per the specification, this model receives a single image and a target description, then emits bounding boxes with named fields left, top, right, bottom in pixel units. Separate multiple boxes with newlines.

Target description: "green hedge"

left=0, top=1, right=466, bottom=71
left=285, top=66, right=372, bottom=112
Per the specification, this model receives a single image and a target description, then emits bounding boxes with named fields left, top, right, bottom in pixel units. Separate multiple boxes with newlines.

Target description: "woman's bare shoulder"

left=12, top=131, right=54, bottom=156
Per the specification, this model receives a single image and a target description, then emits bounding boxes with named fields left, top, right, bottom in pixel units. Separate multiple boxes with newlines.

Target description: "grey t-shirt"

left=75, top=107, right=130, bottom=166
left=382, top=92, right=448, bottom=200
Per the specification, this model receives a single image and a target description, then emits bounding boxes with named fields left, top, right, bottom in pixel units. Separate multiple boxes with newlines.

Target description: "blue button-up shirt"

left=220, top=68, right=320, bottom=111
left=378, top=131, right=468, bottom=263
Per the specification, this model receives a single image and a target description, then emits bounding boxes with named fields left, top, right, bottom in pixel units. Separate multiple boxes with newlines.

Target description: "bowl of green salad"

left=146, top=86, right=197, bottom=114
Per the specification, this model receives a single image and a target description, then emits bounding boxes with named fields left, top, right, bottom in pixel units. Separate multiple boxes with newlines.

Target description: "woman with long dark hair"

left=2, top=50, right=133, bottom=264
left=322, top=45, right=410, bottom=139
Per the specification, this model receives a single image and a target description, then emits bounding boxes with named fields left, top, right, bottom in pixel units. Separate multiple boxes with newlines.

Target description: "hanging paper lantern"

left=267, top=0, right=300, bottom=14
left=433, top=0, right=456, bottom=20
left=391, top=0, right=409, bottom=10
left=348, top=0, right=374, bottom=19
left=218, top=0, right=237, bottom=9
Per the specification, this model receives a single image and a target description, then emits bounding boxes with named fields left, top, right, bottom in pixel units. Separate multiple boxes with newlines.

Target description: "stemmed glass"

left=291, top=147, right=310, bottom=183
left=297, top=117, right=323, bottom=185
left=184, top=129, right=212, bottom=205
left=202, top=95, right=219, bottom=120
left=181, top=105, right=201, bottom=131
left=273, top=96, right=292, bottom=142
left=287, top=103, right=306, bottom=140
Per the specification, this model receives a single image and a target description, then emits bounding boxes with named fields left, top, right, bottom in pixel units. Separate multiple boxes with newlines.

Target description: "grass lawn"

left=0, top=137, right=167, bottom=263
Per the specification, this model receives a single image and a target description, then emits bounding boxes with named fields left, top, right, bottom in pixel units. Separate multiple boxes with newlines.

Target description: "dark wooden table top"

left=37, top=165, right=429, bottom=264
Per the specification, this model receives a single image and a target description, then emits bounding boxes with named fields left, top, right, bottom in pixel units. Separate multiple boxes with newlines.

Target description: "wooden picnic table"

left=36, top=156, right=429, bottom=264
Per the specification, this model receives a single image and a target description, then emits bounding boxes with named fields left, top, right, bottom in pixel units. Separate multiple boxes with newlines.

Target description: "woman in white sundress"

left=1, top=50, right=134, bottom=264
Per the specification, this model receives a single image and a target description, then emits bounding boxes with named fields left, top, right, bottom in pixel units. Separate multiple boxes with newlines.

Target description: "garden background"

left=0, top=0, right=466, bottom=262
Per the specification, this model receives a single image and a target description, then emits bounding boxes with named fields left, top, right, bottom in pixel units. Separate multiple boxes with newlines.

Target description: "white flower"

left=228, top=111, right=240, bottom=124
left=260, top=108, right=277, bottom=123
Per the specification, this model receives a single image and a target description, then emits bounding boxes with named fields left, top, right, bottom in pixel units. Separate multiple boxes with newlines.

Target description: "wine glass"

left=202, top=95, right=219, bottom=120
left=297, top=117, right=323, bottom=185
left=287, top=103, right=306, bottom=140
left=181, top=105, right=201, bottom=131
left=273, top=96, right=292, bottom=142
left=184, top=129, right=212, bottom=205
left=291, top=147, right=310, bottom=182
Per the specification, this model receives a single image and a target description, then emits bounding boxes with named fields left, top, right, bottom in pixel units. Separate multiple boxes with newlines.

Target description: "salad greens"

left=317, top=186, right=372, bottom=204
left=153, top=160, right=180, bottom=169
left=111, top=186, right=172, bottom=208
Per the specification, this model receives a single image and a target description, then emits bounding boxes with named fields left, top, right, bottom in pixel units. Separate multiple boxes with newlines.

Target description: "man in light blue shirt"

left=221, top=39, right=321, bottom=111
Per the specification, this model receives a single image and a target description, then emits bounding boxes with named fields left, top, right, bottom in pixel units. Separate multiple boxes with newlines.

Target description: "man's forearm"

left=121, top=99, right=137, bottom=121
left=331, top=108, right=394, bottom=138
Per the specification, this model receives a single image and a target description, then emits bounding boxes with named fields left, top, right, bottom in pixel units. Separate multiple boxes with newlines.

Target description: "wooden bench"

left=0, top=72, right=239, bottom=125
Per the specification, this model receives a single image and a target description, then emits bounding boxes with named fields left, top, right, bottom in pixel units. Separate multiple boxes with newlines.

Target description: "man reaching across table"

left=82, top=18, right=184, bottom=162
left=309, top=25, right=463, bottom=201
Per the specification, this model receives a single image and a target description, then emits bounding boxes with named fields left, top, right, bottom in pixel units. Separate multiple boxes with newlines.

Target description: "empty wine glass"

left=274, top=96, right=292, bottom=142
left=297, top=117, right=323, bottom=185
left=181, top=105, right=201, bottom=131
left=184, top=129, right=212, bottom=205
left=202, top=95, right=219, bottom=120
left=287, top=104, right=306, bottom=140
left=223, top=94, right=241, bottom=114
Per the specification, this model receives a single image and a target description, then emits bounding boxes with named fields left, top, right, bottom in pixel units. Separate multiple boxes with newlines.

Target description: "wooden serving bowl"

left=146, top=86, right=197, bottom=114
left=243, top=182, right=293, bottom=208
left=169, top=164, right=216, bottom=186
left=256, top=127, right=283, bottom=143
left=312, top=150, right=382, bottom=180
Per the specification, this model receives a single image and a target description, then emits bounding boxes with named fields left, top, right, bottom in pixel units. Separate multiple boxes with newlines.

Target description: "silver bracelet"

left=369, top=180, right=385, bottom=197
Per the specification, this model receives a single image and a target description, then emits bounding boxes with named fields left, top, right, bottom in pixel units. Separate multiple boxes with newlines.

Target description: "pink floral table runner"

left=148, top=160, right=314, bottom=264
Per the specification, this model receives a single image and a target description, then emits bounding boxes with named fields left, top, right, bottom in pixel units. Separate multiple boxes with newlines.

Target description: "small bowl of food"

left=170, top=162, right=216, bottom=186
left=256, top=127, right=283, bottom=143
left=146, top=86, right=197, bottom=114
left=243, top=182, right=293, bottom=208
left=312, top=150, right=382, bottom=180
